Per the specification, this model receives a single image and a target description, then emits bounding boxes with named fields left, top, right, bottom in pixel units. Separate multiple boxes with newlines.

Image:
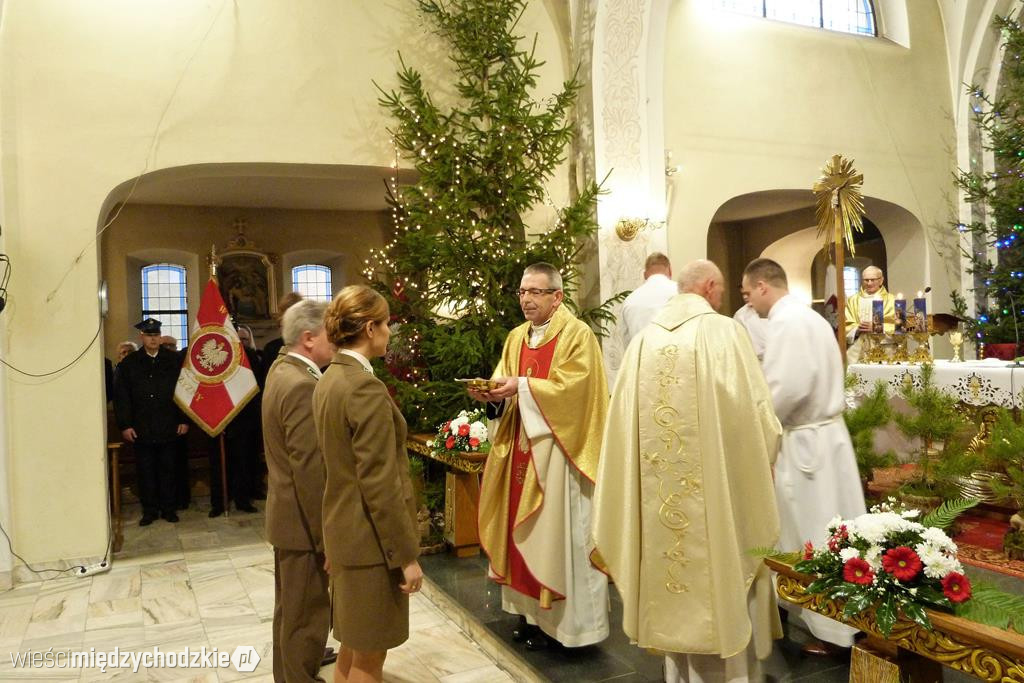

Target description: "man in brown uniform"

left=262, top=300, right=336, bottom=682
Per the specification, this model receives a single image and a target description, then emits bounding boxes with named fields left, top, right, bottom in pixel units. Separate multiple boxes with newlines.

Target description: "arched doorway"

left=99, top=161, right=413, bottom=547
left=706, top=190, right=920, bottom=315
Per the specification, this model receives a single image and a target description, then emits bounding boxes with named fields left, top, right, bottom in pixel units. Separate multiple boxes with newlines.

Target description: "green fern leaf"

left=954, top=581, right=1024, bottom=631
left=920, top=497, right=980, bottom=530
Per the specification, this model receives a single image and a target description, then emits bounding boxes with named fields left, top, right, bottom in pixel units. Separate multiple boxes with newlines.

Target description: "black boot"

left=511, top=616, right=534, bottom=642
left=525, top=630, right=554, bottom=651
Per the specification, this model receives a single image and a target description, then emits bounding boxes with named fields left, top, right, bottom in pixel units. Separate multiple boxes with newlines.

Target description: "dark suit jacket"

left=263, top=351, right=326, bottom=552
left=313, top=352, right=418, bottom=571
left=113, top=347, right=184, bottom=443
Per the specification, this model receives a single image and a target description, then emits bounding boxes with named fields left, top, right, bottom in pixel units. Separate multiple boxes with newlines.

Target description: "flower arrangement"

left=429, top=409, right=490, bottom=457
left=794, top=498, right=975, bottom=637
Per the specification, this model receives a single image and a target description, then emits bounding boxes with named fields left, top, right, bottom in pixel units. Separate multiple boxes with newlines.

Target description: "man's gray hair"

left=118, top=340, right=138, bottom=351
left=677, top=259, right=722, bottom=292
left=282, top=299, right=328, bottom=346
left=523, top=262, right=563, bottom=290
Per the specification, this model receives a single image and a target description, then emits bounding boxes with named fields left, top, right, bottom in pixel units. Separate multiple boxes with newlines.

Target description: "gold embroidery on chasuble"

left=643, top=344, right=704, bottom=595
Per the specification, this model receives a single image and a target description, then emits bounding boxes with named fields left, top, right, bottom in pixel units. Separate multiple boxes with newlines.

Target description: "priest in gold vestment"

left=844, top=266, right=895, bottom=363
left=594, top=261, right=783, bottom=681
left=469, top=262, right=610, bottom=650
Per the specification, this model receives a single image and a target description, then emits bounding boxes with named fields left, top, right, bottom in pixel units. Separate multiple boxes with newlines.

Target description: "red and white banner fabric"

left=174, top=279, right=258, bottom=437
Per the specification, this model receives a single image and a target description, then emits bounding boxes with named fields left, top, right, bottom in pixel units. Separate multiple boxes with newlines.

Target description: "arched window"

left=714, top=0, right=876, bottom=36
left=843, top=266, right=861, bottom=296
left=291, top=264, right=332, bottom=302
left=141, top=263, right=188, bottom=349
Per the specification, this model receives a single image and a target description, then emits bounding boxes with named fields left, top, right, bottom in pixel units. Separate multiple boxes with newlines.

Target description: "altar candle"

left=913, top=290, right=927, bottom=332
left=872, top=296, right=884, bottom=333
left=894, top=294, right=906, bottom=334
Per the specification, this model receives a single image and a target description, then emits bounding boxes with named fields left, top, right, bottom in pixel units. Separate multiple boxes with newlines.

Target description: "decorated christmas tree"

left=955, top=9, right=1024, bottom=346
left=365, top=0, right=616, bottom=431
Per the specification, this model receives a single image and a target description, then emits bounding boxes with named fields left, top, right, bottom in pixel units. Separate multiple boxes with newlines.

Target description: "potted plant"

left=977, top=409, right=1024, bottom=559
left=893, top=364, right=981, bottom=511
left=844, top=379, right=899, bottom=492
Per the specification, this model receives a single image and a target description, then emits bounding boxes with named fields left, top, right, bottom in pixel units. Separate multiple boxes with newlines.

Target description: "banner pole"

left=219, top=434, right=229, bottom=517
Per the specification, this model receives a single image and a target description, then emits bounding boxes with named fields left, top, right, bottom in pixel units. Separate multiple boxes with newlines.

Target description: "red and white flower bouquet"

left=428, top=409, right=491, bottom=459
left=794, top=499, right=974, bottom=637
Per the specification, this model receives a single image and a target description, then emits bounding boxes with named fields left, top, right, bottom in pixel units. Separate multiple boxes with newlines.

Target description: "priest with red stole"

left=468, top=262, right=610, bottom=651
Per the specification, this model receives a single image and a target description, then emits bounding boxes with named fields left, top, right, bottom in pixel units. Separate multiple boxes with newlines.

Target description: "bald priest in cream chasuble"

left=593, top=292, right=784, bottom=678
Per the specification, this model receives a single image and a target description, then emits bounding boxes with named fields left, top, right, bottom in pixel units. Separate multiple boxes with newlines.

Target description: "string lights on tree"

left=954, top=10, right=1024, bottom=348
left=363, top=0, right=620, bottom=430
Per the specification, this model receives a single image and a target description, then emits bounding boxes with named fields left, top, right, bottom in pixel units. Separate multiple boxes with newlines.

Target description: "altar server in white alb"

left=619, top=252, right=678, bottom=345
left=742, top=258, right=866, bottom=656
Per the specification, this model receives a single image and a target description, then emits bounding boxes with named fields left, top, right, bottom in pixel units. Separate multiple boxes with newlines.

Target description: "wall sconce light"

left=614, top=217, right=650, bottom=242
left=665, top=150, right=681, bottom=177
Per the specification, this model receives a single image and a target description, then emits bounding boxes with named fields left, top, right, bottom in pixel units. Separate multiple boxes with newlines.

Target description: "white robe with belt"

left=763, top=294, right=866, bottom=647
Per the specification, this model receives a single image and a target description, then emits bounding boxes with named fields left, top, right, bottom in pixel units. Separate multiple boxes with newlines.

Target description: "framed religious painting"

left=212, top=230, right=278, bottom=323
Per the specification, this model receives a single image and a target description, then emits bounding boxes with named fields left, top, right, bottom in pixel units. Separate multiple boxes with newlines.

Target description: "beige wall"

left=102, top=203, right=389, bottom=357
left=0, top=0, right=567, bottom=568
left=664, top=2, right=958, bottom=317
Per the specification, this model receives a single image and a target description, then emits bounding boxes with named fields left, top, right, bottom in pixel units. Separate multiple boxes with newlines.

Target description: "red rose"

left=469, top=437, right=480, bottom=448
left=941, top=572, right=972, bottom=603
left=842, top=557, right=874, bottom=585
left=881, top=546, right=922, bottom=582
left=802, top=541, right=814, bottom=561
left=458, top=423, right=470, bottom=436
left=445, top=436, right=456, bottom=449
left=442, top=421, right=451, bottom=433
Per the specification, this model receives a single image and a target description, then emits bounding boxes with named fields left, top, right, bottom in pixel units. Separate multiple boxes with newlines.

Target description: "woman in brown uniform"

left=313, top=285, right=422, bottom=683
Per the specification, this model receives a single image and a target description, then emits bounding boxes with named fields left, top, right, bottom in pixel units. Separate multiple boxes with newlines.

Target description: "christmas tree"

left=365, top=0, right=616, bottom=431
left=955, top=8, right=1024, bottom=346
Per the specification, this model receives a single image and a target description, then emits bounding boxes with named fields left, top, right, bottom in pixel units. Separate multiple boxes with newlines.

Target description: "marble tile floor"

left=0, top=502, right=515, bottom=682
left=3, top=500, right=1004, bottom=682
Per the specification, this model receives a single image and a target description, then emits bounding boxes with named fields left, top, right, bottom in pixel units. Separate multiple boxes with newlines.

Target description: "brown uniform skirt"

left=331, top=564, right=409, bottom=650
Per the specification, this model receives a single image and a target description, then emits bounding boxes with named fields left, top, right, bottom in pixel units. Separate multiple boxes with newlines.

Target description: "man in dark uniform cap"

left=113, top=318, right=190, bottom=526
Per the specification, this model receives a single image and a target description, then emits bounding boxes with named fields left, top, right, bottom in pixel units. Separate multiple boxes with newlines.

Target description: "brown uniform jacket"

left=313, top=352, right=419, bottom=571
left=262, top=352, right=327, bottom=552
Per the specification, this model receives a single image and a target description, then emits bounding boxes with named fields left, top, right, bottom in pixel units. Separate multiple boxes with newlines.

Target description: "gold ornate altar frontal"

left=406, top=434, right=482, bottom=557
left=766, top=558, right=1024, bottom=682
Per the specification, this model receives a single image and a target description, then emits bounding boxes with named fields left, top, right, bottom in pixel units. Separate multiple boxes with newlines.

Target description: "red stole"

left=505, top=335, right=558, bottom=600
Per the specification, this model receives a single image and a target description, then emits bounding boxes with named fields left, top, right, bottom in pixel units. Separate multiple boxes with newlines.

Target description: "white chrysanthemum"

left=450, top=415, right=470, bottom=430
left=916, top=544, right=961, bottom=578
left=864, top=545, right=883, bottom=571
left=839, top=547, right=860, bottom=562
left=901, top=509, right=921, bottom=519
left=469, top=421, right=488, bottom=441
left=850, top=512, right=923, bottom=545
left=826, top=514, right=844, bottom=532
left=920, top=526, right=956, bottom=551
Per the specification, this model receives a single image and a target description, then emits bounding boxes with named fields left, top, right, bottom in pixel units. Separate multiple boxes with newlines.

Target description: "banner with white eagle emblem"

left=174, top=278, right=259, bottom=436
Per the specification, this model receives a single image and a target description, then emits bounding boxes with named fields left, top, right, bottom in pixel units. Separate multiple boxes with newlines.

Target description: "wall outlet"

left=76, top=561, right=110, bottom=578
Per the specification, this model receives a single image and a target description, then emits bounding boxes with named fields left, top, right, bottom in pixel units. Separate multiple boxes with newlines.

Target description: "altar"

left=848, top=360, right=1024, bottom=410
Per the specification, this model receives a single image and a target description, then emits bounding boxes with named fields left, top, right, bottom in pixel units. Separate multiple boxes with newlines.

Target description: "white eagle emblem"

left=197, top=338, right=230, bottom=372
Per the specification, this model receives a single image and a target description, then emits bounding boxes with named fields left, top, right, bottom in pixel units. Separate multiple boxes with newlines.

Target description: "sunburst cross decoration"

left=812, top=154, right=866, bottom=363
left=813, top=154, right=865, bottom=258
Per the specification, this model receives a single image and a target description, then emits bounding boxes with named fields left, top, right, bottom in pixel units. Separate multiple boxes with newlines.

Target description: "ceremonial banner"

left=823, top=262, right=840, bottom=334
left=174, top=279, right=259, bottom=436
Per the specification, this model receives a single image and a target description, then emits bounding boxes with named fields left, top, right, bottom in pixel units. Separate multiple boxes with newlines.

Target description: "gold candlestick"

left=863, top=333, right=888, bottom=364
left=891, top=334, right=910, bottom=364
left=910, top=332, right=932, bottom=363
